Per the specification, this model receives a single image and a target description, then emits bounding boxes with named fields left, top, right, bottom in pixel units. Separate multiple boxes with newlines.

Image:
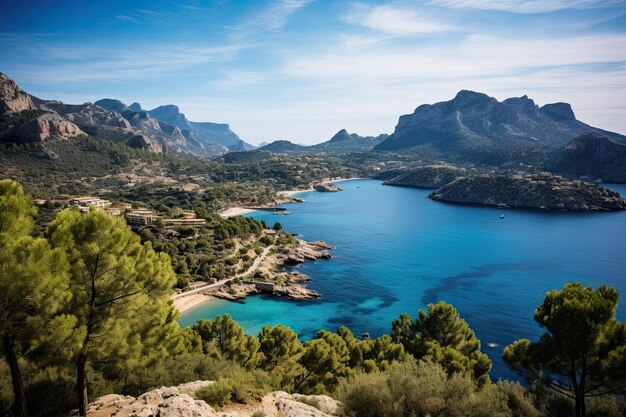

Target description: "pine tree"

left=504, top=283, right=626, bottom=417
left=46, top=208, right=178, bottom=416
left=0, top=180, right=70, bottom=417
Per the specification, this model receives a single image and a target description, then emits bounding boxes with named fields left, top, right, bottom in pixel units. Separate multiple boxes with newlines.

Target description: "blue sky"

left=1, top=0, right=626, bottom=144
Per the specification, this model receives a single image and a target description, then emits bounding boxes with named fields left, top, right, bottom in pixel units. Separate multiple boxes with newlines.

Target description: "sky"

left=1, top=0, right=626, bottom=145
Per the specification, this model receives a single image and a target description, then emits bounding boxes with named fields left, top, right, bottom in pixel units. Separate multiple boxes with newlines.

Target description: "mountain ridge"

left=375, top=91, right=626, bottom=157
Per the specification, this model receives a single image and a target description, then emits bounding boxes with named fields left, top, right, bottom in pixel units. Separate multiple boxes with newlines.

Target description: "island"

left=428, top=172, right=626, bottom=211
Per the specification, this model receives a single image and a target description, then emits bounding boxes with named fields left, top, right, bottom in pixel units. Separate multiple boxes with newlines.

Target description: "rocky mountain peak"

left=329, top=129, right=351, bottom=142
left=541, top=102, right=576, bottom=121
left=0, top=72, right=37, bottom=114
left=94, top=98, right=128, bottom=113
left=128, top=102, right=142, bottom=111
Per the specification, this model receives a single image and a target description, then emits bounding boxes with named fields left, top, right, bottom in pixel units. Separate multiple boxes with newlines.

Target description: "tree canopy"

left=504, top=283, right=626, bottom=417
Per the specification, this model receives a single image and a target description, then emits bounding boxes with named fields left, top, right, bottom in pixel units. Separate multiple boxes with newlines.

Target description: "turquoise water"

left=180, top=179, right=626, bottom=380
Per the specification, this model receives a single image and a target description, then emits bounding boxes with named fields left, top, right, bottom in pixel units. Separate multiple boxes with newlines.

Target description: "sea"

left=179, top=179, right=626, bottom=380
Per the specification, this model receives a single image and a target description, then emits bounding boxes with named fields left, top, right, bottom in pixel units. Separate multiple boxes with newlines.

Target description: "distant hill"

left=309, top=129, right=387, bottom=154
left=375, top=91, right=626, bottom=164
left=259, top=130, right=386, bottom=155
left=547, top=134, right=626, bottom=183
left=258, top=140, right=308, bottom=154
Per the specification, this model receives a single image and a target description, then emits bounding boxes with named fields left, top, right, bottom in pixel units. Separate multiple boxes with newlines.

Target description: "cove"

left=179, top=179, right=626, bottom=380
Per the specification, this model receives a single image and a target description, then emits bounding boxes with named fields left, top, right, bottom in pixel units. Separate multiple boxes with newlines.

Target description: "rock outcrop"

left=548, top=134, right=626, bottom=183
left=374, top=90, right=626, bottom=164
left=7, top=112, right=84, bottom=142
left=88, top=381, right=339, bottom=417
left=428, top=172, right=626, bottom=211
left=0, top=72, right=37, bottom=114
left=125, top=133, right=163, bottom=154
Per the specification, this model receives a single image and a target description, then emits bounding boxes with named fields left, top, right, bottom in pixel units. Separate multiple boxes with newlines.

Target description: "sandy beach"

left=173, top=293, right=214, bottom=313
left=219, top=207, right=258, bottom=218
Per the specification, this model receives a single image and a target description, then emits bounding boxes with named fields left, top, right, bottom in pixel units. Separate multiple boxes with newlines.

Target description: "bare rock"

left=9, top=112, right=83, bottom=143
left=126, top=133, right=163, bottom=154
left=259, top=391, right=339, bottom=417
left=88, top=381, right=217, bottom=417
left=0, top=72, right=37, bottom=114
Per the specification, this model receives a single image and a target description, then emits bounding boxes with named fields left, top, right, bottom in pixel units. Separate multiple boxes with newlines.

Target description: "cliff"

left=548, top=134, right=626, bottom=183
left=428, top=172, right=626, bottom=211
left=0, top=73, right=84, bottom=143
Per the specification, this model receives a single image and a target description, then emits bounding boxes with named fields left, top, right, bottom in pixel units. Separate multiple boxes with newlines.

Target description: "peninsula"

left=428, top=172, right=626, bottom=211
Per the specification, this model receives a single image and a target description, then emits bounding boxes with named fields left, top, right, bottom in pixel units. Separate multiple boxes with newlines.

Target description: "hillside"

left=382, top=165, right=468, bottom=189
left=429, top=172, right=626, bottom=211
left=547, top=134, right=626, bottom=183
left=309, top=129, right=387, bottom=154
left=375, top=90, right=626, bottom=164
left=258, top=140, right=308, bottom=154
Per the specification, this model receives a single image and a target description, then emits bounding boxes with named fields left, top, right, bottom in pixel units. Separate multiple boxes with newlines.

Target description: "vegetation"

left=504, top=283, right=626, bottom=417
left=0, top=180, right=624, bottom=417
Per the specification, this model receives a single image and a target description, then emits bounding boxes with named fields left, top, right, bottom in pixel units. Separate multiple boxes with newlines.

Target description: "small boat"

left=487, top=342, right=499, bottom=348
left=282, top=211, right=291, bottom=215
left=361, top=332, right=370, bottom=340
left=500, top=214, right=505, bottom=219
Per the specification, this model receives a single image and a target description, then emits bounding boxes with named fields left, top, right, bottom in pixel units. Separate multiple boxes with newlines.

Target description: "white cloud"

left=430, top=0, right=625, bottom=14
left=345, top=4, right=451, bottom=36
left=231, top=0, right=314, bottom=40
left=0, top=35, right=244, bottom=83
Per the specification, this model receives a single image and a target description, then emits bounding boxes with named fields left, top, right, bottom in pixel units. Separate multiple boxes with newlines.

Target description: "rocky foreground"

left=214, top=240, right=332, bottom=301
left=87, top=381, right=339, bottom=417
left=428, top=172, right=626, bottom=211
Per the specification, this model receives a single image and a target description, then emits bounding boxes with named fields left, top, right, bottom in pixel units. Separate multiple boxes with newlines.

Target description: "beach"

left=173, top=293, right=213, bottom=313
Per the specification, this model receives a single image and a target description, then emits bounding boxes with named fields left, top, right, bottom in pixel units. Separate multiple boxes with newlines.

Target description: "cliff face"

left=428, top=172, right=626, bottom=211
left=548, top=134, right=626, bottom=183
left=0, top=72, right=37, bottom=113
left=375, top=91, right=626, bottom=160
left=1, top=73, right=84, bottom=143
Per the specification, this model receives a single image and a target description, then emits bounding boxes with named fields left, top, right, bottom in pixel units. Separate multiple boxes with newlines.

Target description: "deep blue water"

left=180, top=179, right=626, bottom=380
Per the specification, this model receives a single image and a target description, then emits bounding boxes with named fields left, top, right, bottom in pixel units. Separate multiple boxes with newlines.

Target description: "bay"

left=179, top=179, right=626, bottom=379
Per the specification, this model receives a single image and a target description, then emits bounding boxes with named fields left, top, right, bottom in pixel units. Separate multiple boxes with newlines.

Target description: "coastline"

left=220, top=177, right=368, bottom=216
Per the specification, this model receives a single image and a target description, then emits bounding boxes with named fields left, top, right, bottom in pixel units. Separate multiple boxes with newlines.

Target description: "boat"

left=487, top=342, right=499, bottom=348
left=500, top=214, right=505, bottom=219
left=361, top=332, right=370, bottom=340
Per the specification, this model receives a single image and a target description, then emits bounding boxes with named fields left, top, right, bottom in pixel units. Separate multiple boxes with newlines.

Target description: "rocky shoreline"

left=213, top=240, right=332, bottom=301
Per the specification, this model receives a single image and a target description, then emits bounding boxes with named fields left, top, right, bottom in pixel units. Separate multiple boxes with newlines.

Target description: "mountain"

left=94, top=99, right=227, bottom=156
left=189, top=121, right=255, bottom=151
left=547, top=134, right=626, bottom=183
left=145, top=104, right=255, bottom=151
left=258, top=140, right=308, bottom=153
left=309, top=129, right=387, bottom=154
left=375, top=91, right=626, bottom=162
left=1, top=73, right=84, bottom=143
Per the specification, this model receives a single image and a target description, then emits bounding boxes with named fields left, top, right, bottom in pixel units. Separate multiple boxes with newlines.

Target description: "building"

left=125, top=208, right=160, bottom=226
left=70, top=196, right=111, bottom=209
left=162, top=218, right=207, bottom=228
